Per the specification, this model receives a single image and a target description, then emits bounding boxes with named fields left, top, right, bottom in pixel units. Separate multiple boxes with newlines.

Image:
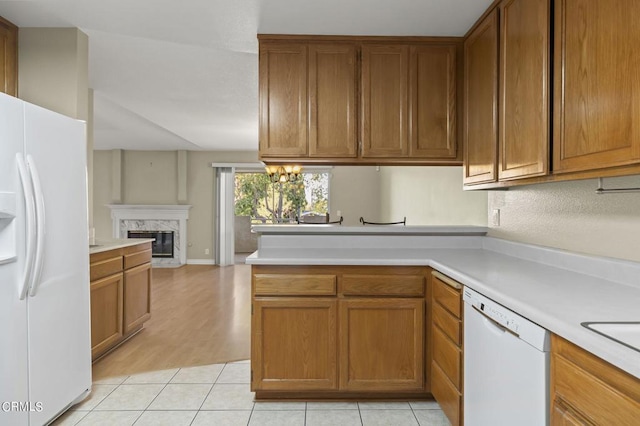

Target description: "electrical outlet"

left=492, top=209, right=500, bottom=227
left=205, top=248, right=210, bottom=255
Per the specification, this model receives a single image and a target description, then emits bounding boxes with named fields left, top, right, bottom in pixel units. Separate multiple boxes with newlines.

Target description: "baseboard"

left=187, top=259, right=216, bottom=265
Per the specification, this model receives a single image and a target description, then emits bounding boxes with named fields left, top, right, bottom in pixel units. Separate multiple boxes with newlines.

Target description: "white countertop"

left=89, top=238, right=155, bottom=254
left=251, top=225, right=489, bottom=236
left=247, top=237, right=640, bottom=379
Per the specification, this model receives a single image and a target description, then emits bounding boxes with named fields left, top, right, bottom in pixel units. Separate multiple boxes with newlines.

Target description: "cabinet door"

left=90, top=273, right=124, bottom=359
left=409, top=45, right=457, bottom=159
left=361, top=44, right=410, bottom=158
left=259, top=43, right=308, bottom=157
left=252, top=298, right=338, bottom=391
left=553, top=0, right=640, bottom=173
left=464, top=9, right=499, bottom=185
left=123, top=263, right=151, bottom=334
left=498, top=0, right=550, bottom=180
left=339, top=298, right=424, bottom=391
left=0, top=17, right=17, bottom=97
left=309, top=43, right=358, bottom=158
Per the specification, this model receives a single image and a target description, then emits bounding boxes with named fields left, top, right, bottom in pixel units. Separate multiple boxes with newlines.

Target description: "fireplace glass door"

left=128, top=230, right=174, bottom=258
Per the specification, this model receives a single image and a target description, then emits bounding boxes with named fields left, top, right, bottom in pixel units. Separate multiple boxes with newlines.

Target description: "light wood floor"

left=92, top=264, right=251, bottom=381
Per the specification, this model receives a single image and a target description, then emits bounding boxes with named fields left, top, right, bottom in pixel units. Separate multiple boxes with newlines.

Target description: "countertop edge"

left=89, top=238, right=155, bottom=254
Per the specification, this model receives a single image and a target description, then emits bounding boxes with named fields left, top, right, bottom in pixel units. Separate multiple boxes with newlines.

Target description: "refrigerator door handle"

left=16, top=153, right=36, bottom=300
left=27, top=154, right=46, bottom=297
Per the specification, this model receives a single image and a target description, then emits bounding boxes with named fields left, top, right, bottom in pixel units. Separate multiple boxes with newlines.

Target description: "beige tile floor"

left=53, top=360, right=450, bottom=426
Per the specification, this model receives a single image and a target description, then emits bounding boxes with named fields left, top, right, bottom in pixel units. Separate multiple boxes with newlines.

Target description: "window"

left=234, top=171, right=330, bottom=224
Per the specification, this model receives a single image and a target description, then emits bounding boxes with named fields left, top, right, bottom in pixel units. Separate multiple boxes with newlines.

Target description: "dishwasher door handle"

left=472, top=304, right=520, bottom=338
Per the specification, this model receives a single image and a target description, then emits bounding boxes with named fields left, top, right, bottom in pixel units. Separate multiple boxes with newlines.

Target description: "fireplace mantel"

left=108, top=204, right=192, bottom=266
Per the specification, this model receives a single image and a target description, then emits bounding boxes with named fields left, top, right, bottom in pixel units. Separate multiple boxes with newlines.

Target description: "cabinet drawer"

left=431, top=362, right=461, bottom=426
left=341, top=274, right=424, bottom=296
left=254, top=274, right=336, bottom=296
left=433, top=301, right=461, bottom=346
left=553, top=354, right=640, bottom=425
left=124, top=249, right=152, bottom=270
left=432, top=275, right=461, bottom=318
left=433, top=326, right=461, bottom=389
left=90, top=256, right=123, bottom=282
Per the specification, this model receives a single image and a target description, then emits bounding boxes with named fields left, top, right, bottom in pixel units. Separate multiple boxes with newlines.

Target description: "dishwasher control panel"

left=464, top=288, right=521, bottom=335
left=463, top=287, right=550, bottom=351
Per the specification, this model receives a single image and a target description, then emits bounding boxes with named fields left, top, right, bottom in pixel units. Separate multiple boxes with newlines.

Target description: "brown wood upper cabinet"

left=553, top=0, right=640, bottom=174
left=0, top=16, right=18, bottom=97
left=309, top=43, right=358, bottom=158
left=465, top=0, right=640, bottom=188
left=498, top=0, right=550, bottom=181
left=259, top=42, right=308, bottom=157
left=463, top=0, right=551, bottom=187
left=361, top=44, right=410, bottom=158
left=258, top=36, right=461, bottom=164
left=463, top=8, right=499, bottom=185
left=410, top=45, right=458, bottom=159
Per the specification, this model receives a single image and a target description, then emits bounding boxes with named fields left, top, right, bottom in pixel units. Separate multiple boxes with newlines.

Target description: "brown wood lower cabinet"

left=339, top=298, right=424, bottom=391
left=551, top=334, right=640, bottom=425
left=90, top=273, right=123, bottom=357
left=430, top=271, right=464, bottom=425
left=251, top=265, right=429, bottom=398
left=252, top=298, right=338, bottom=391
left=124, top=262, right=152, bottom=334
left=90, top=242, right=152, bottom=360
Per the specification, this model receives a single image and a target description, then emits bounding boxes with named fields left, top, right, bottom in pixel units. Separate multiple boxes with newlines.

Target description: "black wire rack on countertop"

left=359, top=217, right=406, bottom=226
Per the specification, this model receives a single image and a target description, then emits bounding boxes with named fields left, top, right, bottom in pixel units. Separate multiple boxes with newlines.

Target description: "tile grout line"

left=130, top=368, right=181, bottom=425
left=188, top=362, right=227, bottom=426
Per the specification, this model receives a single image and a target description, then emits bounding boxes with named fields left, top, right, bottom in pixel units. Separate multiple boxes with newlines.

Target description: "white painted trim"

left=217, top=169, right=235, bottom=266
left=187, top=259, right=216, bottom=265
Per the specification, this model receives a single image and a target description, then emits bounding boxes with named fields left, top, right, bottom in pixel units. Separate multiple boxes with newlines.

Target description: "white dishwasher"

left=463, top=287, right=550, bottom=426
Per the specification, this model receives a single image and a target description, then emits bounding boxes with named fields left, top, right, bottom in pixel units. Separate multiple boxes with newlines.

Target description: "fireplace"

left=128, top=230, right=175, bottom=258
left=108, top=204, right=191, bottom=267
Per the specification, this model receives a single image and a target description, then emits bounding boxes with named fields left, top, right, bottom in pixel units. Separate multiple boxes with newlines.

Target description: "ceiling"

left=0, top=0, right=493, bottom=151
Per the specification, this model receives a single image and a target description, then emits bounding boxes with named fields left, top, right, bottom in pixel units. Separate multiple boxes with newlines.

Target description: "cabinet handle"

left=432, top=271, right=462, bottom=290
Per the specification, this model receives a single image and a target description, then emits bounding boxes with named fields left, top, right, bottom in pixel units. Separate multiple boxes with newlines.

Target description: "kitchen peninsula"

left=247, top=226, right=640, bottom=423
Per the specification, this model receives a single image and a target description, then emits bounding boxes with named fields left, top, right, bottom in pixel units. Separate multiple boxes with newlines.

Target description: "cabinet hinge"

left=251, top=370, right=254, bottom=382
left=251, top=304, right=253, bottom=315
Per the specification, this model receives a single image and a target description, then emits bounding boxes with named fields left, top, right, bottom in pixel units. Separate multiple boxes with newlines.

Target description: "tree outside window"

left=235, top=172, right=329, bottom=224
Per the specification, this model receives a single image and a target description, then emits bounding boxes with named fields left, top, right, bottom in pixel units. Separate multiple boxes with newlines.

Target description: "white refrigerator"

left=0, top=92, right=92, bottom=425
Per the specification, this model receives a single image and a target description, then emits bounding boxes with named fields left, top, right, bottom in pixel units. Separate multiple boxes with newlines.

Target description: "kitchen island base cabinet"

left=551, top=334, right=640, bottom=425
left=90, top=241, right=152, bottom=361
left=251, top=265, right=429, bottom=398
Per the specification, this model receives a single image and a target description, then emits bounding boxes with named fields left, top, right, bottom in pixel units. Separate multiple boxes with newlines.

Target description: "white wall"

left=18, top=28, right=89, bottom=120
left=488, top=175, right=640, bottom=262
left=379, top=166, right=488, bottom=225
left=18, top=28, right=94, bottom=226
left=329, top=167, right=381, bottom=225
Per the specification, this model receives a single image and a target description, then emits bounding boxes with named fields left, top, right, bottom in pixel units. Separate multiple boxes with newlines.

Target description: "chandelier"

left=265, top=165, right=302, bottom=183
